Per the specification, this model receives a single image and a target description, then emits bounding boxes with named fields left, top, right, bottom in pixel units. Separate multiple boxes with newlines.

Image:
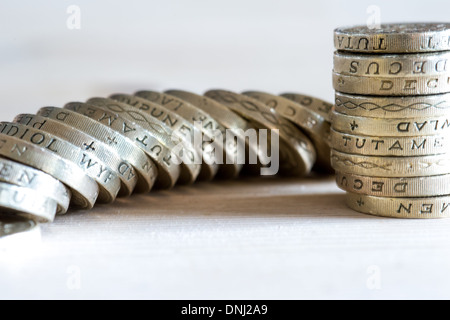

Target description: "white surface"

left=1, top=0, right=450, bottom=300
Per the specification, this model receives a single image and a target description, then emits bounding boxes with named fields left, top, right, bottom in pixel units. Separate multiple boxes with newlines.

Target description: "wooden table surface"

left=2, top=174, right=450, bottom=299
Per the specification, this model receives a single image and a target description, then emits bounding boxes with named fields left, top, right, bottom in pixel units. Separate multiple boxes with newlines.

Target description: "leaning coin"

left=135, top=90, right=224, bottom=181
left=109, top=94, right=201, bottom=184
left=331, top=111, right=450, bottom=136
left=0, top=135, right=98, bottom=209
left=14, top=114, right=138, bottom=197
left=279, top=93, right=334, bottom=122
left=345, top=192, right=450, bottom=219
left=165, top=89, right=251, bottom=179
left=334, top=23, right=450, bottom=53
left=335, top=92, right=450, bottom=118
left=243, top=91, right=332, bottom=173
left=0, top=182, right=58, bottom=222
left=333, top=51, right=450, bottom=77
left=330, top=129, right=449, bottom=156
left=336, top=171, right=450, bottom=198
left=38, top=106, right=160, bottom=191
left=331, top=149, right=450, bottom=177
left=82, top=98, right=189, bottom=188
left=0, top=122, right=120, bottom=204
left=205, top=90, right=317, bottom=176
left=333, top=72, right=450, bottom=96
left=0, top=158, right=70, bottom=214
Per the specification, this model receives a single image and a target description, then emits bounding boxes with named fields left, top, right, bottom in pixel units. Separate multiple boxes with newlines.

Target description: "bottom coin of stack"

left=0, top=89, right=333, bottom=225
left=331, top=93, right=450, bottom=219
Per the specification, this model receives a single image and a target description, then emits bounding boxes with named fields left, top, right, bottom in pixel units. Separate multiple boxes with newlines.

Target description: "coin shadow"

left=62, top=175, right=371, bottom=221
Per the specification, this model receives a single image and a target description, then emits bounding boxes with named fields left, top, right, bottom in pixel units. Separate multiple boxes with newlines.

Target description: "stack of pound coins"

left=332, top=23, right=450, bottom=219
left=0, top=89, right=333, bottom=224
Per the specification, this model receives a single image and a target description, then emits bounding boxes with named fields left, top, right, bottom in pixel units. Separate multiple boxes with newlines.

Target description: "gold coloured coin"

left=243, top=91, right=332, bottom=173
left=165, top=89, right=250, bottom=179
left=333, top=72, right=450, bottom=96
left=335, top=92, right=450, bottom=118
left=331, top=111, right=450, bottom=137
left=14, top=114, right=138, bottom=197
left=37, top=106, right=160, bottom=191
left=0, top=122, right=120, bottom=203
left=0, top=134, right=98, bottom=209
left=0, top=182, right=58, bottom=223
left=0, top=158, right=71, bottom=214
left=280, top=92, right=334, bottom=122
left=336, top=171, right=450, bottom=198
left=81, top=98, right=186, bottom=188
left=109, top=94, right=202, bottom=184
left=334, top=23, right=450, bottom=53
left=333, top=51, right=450, bottom=77
left=205, top=90, right=317, bottom=176
left=346, top=192, right=450, bottom=219
left=331, top=149, right=450, bottom=177
left=330, top=128, right=450, bottom=156
left=135, top=90, right=224, bottom=181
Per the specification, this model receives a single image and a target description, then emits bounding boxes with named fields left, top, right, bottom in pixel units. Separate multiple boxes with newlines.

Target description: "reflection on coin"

left=346, top=192, right=450, bottom=219
left=0, top=215, right=36, bottom=238
left=335, top=92, right=450, bottom=118
left=334, top=23, right=450, bottom=53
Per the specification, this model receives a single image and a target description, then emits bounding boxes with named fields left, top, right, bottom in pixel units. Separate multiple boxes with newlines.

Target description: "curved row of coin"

left=0, top=90, right=334, bottom=223
left=332, top=23, right=450, bottom=219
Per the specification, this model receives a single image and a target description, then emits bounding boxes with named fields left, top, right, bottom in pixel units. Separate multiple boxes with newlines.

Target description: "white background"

left=1, top=0, right=450, bottom=300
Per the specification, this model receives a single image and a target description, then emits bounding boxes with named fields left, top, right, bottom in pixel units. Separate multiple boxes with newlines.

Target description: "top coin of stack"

left=331, top=23, right=450, bottom=219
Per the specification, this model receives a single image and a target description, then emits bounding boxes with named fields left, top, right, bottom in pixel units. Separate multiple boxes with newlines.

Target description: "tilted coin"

left=243, top=91, right=332, bottom=173
left=330, top=128, right=449, bottom=156
left=38, top=106, right=163, bottom=190
left=0, top=158, right=71, bottom=214
left=0, top=215, right=37, bottom=239
left=165, top=89, right=251, bottom=179
left=109, top=94, right=202, bottom=184
left=333, top=51, right=450, bottom=77
left=334, top=23, right=450, bottom=53
left=336, top=171, right=450, bottom=198
left=345, top=192, right=450, bottom=219
left=135, top=90, right=225, bottom=181
left=0, top=134, right=98, bottom=209
left=83, top=98, right=196, bottom=187
left=333, top=72, right=450, bottom=96
left=205, top=90, right=317, bottom=176
left=335, top=92, right=450, bottom=118
left=0, top=182, right=58, bottom=222
left=331, top=149, right=450, bottom=177
left=14, top=114, right=138, bottom=197
left=331, top=111, right=450, bottom=136
left=0, top=122, right=120, bottom=203
left=280, top=93, right=333, bottom=122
